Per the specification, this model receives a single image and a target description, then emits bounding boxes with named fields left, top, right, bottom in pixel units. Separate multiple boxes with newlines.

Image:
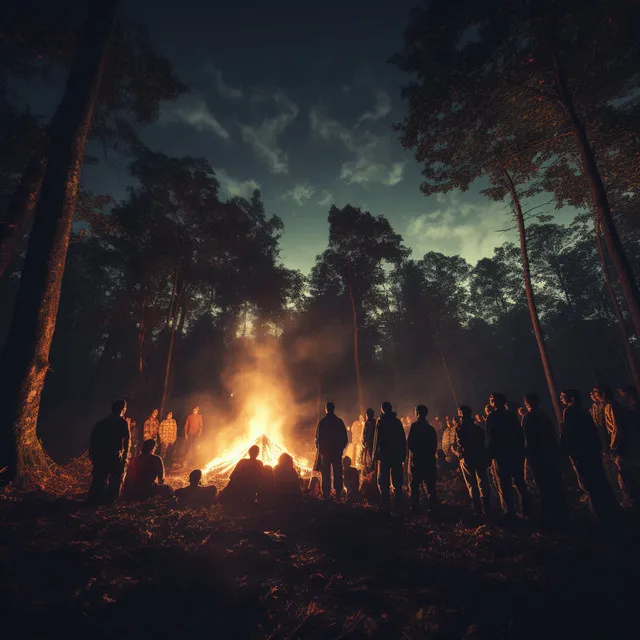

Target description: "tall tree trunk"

left=137, top=288, right=148, bottom=375
left=346, top=256, right=364, bottom=417
left=0, top=1, right=119, bottom=485
left=596, top=222, right=640, bottom=393
left=0, top=151, right=48, bottom=280
left=504, top=171, right=563, bottom=425
left=159, top=313, right=178, bottom=419
left=159, top=262, right=182, bottom=417
left=553, top=62, right=640, bottom=339
left=439, top=344, right=459, bottom=411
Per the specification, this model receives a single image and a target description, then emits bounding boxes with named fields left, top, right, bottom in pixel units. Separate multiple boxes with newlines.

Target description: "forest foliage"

left=0, top=0, right=639, bottom=465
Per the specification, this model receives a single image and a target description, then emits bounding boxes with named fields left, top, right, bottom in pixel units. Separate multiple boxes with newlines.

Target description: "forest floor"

left=2, top=466, right=640, bottom=640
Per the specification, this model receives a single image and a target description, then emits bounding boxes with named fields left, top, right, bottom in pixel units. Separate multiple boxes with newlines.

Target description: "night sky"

left=75, top=1, right=576, bottom=272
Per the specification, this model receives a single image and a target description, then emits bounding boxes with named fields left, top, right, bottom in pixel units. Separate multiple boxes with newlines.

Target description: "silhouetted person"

left=308, top=476, right=321, bottom=498
left=620, top=386, right=640, bottom=454
left=521, top=394, right=567, bottom=523
left=375, top=401, right=407, bottom=510
left=259, top=465, right=276, bottom=504
left=315, top=402, right=348, bottom=498
left=453, top=405, right=490, bottom=514
left=159, top=411, right=177, bottom=459
left=407, top=404, right=438, bottom=513
left=595, top=385, right=640, bottom=510
left=88, top=400, right=130, bottom=505
left=274, top=453, right=302, bottom=502
left=485, top=392, right=530, bottom=518
left=184, top=406, right=203, bottom=461
left=122, top=438, right=170, bottom=501
left=560, top=389, right=620, bottom=523
left=342, top=456, right=361, bottom=499
left=361, top=408, right=376, bottom=473
left=175, top=469, right=218, bottom=506
left=220, top=445, right=264, bottom=504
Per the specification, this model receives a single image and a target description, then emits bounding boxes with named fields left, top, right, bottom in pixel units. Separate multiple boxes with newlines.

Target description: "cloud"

left=382, top=163, right=405, bottom=186
left=310, top=107, right=404, bottom=187
left=284, top=183, right=315, bottom=205
left=215, top=168, right=260, bottom=199
left=356, top=89, right=392, bottom=126
left=160, top=94, right=230, bottom=140
left=318, top=190, right=333, bottom=206
left=405, top=194, right=511, bottom=264
left=215, top=70, right=243, bottom=99
left=240, top=90, right=299, bottom=174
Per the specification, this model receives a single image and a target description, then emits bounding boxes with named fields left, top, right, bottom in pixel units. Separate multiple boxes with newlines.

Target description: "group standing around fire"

left=313, top=385, right=640, bottom=525
left=86, top=383, right=640, bottom=529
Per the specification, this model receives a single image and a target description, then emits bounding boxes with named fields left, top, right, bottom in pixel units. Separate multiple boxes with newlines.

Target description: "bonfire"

left=202, top=405, right=312, bottom=478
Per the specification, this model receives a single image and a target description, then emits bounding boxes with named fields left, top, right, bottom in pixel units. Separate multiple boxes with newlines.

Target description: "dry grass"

left=1, top=468, right=640, bottom=639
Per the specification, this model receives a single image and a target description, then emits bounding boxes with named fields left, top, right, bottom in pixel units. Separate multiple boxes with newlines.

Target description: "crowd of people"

left=86, top=384, right=640, bottom=528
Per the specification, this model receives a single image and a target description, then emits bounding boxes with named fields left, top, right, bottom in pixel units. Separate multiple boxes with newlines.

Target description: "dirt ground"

left=2, top=469, right=640, bottom=640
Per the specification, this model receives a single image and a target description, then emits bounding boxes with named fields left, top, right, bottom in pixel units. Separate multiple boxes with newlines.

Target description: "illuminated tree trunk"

left=0, top=1, right=119, bottom=485
left=596, top=222, right=640, bottom=394
left=0, top=151, right=47, bottom=280
left=505, top=170, right=563, bottom=425
left=346, top=256, right=364, bottom=417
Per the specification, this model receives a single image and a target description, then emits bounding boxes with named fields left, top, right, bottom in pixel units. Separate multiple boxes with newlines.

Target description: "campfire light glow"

left=202, top=404, right=311, bottom=477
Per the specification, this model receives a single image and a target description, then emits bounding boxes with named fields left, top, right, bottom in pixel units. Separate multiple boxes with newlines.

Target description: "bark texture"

left=0, top=1, right=119, bottom=485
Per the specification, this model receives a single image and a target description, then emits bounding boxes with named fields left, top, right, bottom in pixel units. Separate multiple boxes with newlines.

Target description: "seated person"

left=174, top=469, right=218, bottom=506
left=259, top=465, right=276, bottom=504
left=122, top=439, right=171, bottom=501
left=274, top=453, right=302, bottom=500
left=307, top=476, right=321, bottom=498
left=219, top=445, right=264, bottom=504
left=359, top=469, right=380, bottom=504
left=342, top=456, right=361, bottom=499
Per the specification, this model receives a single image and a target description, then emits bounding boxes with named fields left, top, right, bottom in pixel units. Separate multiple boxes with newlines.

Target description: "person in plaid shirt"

left=143, top=409, right=160, bottom=442
left=159, top=411, right=178, bottom=459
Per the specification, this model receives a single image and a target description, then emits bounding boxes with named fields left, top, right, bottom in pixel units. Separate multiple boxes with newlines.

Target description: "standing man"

left=143, top=409, right=160, bottom=448
left=485, top=392, right=530, bottom=518
left=315, top=402, right=348, bottom=498
left=407, top=404, right=438, bottom=514
left=88, top=400, right=130, bottom=505
left=452, top=405, right=490, bottom=515
left=521, top=394, right=567, bottom=523
left=595, top=385, right=640, bottom=510
left=374, top=401, right=407, bottom=510
left=184, top=405, right=204, bottom=462
left=560, top=389, right=620, bottom=523
left=159, top=411, right=178, bottom=460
